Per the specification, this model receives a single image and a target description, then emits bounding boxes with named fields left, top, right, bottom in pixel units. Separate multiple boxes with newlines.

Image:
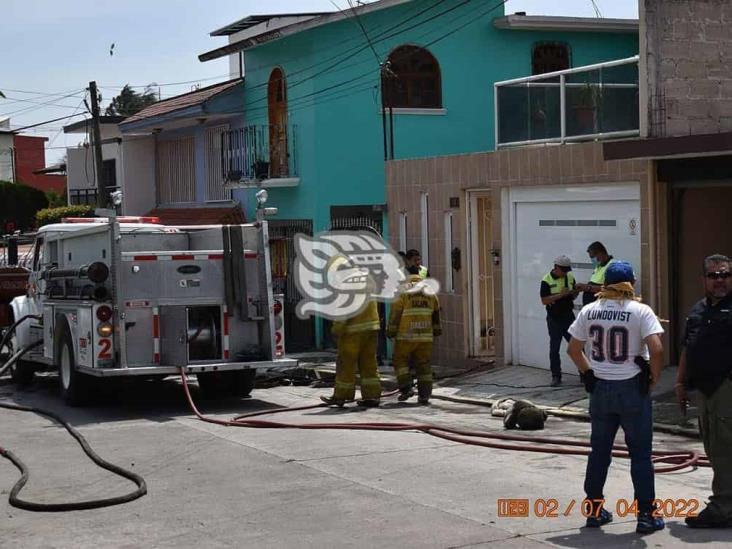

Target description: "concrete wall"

left=121, top=136, right=156, bottom=215
left=238, top=0, right=639, bottom=231
left=386, top=142, right=654, bottom=367
left=12, top=135, right=67, bottom=194
left=643, top=0, right=732, bottom=137
left=66, top=141, right=121, bottom=192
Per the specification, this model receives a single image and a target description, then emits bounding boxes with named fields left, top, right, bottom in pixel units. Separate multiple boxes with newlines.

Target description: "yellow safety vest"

left=542, top=271, right=576, bottom=294
left=589, top=258, right=616, bottom=285
left=332, top=300, right=380, bottom=336
left=388, top=275, right=441, bottom=342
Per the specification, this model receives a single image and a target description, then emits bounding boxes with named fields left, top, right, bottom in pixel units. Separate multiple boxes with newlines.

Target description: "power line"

left=0, top=95, right=86, bottom=110
left=0, top=87, right=86, bottom=99
left=243, top=0, right=474, bottom=112
left=590, top=0, right=603, bottom=18
left=98, top=73, right=231, bottom=90
left=48, top=94, right=88, bottom=148
left=0, top=91, right=86, bottom=118
left=243, top=0, right=450, bottom=105
left=244, top=0, right=500, bottom=117
left=342, top=0, right=382, bottom=64
left=10, top=113, right=88, bottom=132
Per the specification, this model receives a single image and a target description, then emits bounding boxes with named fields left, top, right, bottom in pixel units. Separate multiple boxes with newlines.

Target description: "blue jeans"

left=585, top=376, right=655, bottom=514
left=547, top=315, right=573, bottom=377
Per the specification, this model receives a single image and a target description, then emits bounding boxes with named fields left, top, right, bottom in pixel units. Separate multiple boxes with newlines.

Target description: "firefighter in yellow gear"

left=321, top=300, right=382, bottom=407
left=388, top=265, right=441, bottom=404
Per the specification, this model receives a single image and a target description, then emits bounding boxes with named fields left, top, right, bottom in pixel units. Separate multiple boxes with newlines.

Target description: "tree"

left=105, top=84, right=158, bottom=117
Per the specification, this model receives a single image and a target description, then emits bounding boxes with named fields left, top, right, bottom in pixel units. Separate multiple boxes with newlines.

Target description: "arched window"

left=267, top=68, right=288, bottom=178
left=532, top=42, right=571, bottom=75
left=383, top=45, right=442, bottom=109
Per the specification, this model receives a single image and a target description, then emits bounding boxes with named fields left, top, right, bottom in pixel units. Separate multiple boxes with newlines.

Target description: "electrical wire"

left=9, top=113, right=88, bottom=132
left=0, top=91, right=86, bottom=118
left=242, top=0, right=508, bottom=117
left=243, top=0, right=475, bottom=111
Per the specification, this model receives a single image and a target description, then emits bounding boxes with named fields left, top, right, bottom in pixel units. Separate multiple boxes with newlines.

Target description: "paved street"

left=1, top=372, right=730, bottom=548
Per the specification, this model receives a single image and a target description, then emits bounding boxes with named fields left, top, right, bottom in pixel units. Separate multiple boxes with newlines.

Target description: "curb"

left=296, top=363, right=702, bottom=439
left=431, top=393, right=700, bottom=439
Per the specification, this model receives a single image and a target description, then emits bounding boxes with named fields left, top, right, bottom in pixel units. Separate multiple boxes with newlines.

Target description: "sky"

left=1, top=0, right=639, bottom=165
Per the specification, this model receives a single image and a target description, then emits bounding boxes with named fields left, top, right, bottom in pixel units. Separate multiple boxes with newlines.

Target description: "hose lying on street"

left=179, top=369, right=710, bottom=474
left=0, top=400, right=148, bottom=512
left=0, top=319, right=147, bottom=512
left=0, top=314, right=42, bottom=378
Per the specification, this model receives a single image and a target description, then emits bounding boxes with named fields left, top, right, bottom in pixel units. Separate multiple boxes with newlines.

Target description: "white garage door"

left=505, top=185, right=641, bottom=372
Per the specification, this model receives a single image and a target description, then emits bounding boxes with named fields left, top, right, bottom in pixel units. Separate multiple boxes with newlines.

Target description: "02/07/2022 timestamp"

left=497, top=498, right=700, bottom=518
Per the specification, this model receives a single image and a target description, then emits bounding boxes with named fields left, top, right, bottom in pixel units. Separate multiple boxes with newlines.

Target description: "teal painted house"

left=199, top=0, right=639, bottom=350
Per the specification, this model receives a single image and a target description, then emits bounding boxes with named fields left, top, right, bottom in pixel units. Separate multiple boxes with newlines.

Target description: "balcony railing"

left=69, top=188, right=98, bottom=206
left=221, top=125, right=299, bottom=187
left=495, top=56, right=640, bottom=148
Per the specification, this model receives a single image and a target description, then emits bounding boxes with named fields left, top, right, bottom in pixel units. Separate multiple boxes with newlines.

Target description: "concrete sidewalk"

left=289, top=356, right=700, bottom=437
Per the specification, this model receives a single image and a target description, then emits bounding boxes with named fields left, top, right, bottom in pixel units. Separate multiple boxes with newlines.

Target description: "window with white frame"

left=444, top=211, right=455, bottom=292
left=420, top=192, right=429, bottom=267
left=398, top=212, right=407, bottom=253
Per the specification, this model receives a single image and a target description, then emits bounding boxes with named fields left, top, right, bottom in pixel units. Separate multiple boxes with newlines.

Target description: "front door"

left=267, top=68, right=289, bottom=178
left=467, top=191, right=497, bottom=357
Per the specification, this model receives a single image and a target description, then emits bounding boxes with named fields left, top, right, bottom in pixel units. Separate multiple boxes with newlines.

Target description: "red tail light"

left=273, top=301, right=282, bottom=315
left=96, top=306, right=113, bottom=322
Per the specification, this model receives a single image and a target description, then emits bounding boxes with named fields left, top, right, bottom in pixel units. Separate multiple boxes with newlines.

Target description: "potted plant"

left=252, top=158, right=270, bottom=180
left=573, top=82, right=602, bottom=133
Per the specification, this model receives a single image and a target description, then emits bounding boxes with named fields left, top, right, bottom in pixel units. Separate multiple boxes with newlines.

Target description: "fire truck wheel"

left=10, top=360, right=35, bottom=386
left=6, top=327, right=35, bottom=386
left=197, top=370, right=256, bottom=398
left=235, top=369, right=257, bottom=398
left=55, top=320, right=92, bottom=406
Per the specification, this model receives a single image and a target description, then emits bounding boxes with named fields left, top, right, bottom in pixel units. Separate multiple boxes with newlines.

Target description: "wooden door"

left=267, top=68, right=288, bottom=178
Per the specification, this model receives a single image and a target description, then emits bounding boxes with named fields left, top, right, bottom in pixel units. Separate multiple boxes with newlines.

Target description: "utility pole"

left=88, top=81, right=108, bottom=208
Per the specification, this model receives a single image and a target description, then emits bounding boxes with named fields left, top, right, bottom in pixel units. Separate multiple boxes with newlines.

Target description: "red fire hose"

left=179, top=370, right=709, bottom=474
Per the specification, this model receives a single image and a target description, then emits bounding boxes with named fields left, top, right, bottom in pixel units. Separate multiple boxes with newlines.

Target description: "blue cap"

left=604, top=260, right=635, bottom=285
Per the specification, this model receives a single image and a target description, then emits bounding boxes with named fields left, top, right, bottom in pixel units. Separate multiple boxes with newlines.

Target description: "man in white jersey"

left=567, top=261, right=665, bottom=535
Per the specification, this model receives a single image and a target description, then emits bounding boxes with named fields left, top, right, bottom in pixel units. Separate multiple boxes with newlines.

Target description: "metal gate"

left=269, top=220, right=315, bottom=352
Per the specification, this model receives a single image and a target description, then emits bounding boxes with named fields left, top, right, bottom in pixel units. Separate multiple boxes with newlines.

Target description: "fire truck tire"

left=55, top=319, right=92, bottom=406
left=197, top=369, right=256, bottom=398
left=235, top=369, right=256, bottom=397
left=6, top=321, right=35, bottom=386
left=10, top=360, right=35, bottom=387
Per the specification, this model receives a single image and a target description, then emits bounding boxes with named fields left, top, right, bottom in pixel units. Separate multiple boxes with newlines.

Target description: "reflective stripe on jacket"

left=332, top=300, right=380, bottom=336
left=388, top=275, right=441, bottom=342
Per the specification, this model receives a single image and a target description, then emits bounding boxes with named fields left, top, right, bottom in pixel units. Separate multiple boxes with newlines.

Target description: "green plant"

left=36, top=205, right=94, bottom=227
left=577, top=82, right=602, bottom=108
left=0, top=180, right=48, bottom=232
left=45, top=189, right=67, bottom=208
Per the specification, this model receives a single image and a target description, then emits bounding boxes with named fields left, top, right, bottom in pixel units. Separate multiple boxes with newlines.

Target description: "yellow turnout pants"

left=334, top=331, right=382, bottom=401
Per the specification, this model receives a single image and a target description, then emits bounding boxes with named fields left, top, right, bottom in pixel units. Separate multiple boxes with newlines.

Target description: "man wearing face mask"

left=676, top=254, right=732, bottom=528
left=578, top=241, right=616, bottom=306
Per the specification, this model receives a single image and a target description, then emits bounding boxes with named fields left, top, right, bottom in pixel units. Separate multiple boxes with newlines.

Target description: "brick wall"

left=13, top=135, right=67, bottom=194
left=387, top=142, right=653, bottom=367
left=643, top=0, right=732, bottom=137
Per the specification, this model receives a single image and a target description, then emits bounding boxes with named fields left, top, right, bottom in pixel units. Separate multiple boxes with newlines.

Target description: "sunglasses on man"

left=706, top=271, right=731, bottom=280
